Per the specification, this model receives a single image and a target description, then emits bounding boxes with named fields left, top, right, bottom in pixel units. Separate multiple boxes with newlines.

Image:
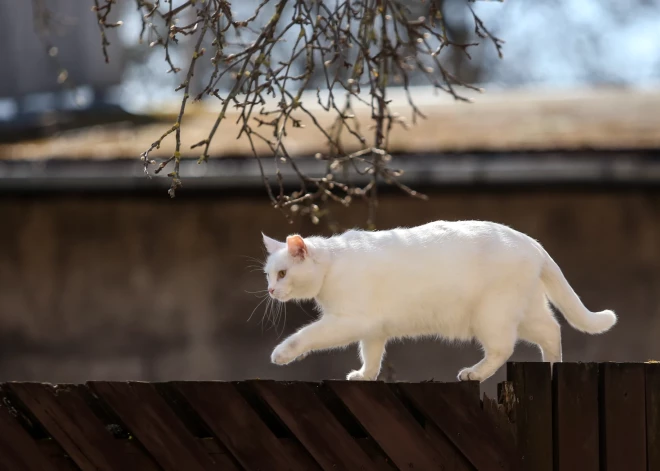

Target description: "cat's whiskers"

left=261, top=297, right=275, bottom=333
left=245, top=289, right=268, bottom=296
left=241, top=254, right=266, bottom=276
left=241, top=256, right=265, bottom=271
left=241, top=254, right=266, bottom=264
left=265, top=299, right=281, bottom=333
left=276, top=303, right=288, bottom=339
left=275, top=301, right=285, bottom=335
left=247, top=294, right=270, bottom=322
left=261, top=297, right=288, bottom=338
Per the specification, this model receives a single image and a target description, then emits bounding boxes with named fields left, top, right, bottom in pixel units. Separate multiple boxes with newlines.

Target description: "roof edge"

left=1, top=150, right=659, bottom=193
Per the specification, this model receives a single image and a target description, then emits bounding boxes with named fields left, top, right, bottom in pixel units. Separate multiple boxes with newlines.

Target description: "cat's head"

left=262, top=233, right=323, bottom=302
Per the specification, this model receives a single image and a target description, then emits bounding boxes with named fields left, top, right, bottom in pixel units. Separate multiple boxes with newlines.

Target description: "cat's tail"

left=540, top=251, right=617, bottom=334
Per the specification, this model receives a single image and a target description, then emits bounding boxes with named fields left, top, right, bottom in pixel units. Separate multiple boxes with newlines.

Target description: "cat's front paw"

left=457, top=367, right=482, bottom=382
left=346, top=370, right=378, bottom=381
left=271, top=340, right=302, bottom=365
left=346, top=370, right=365, bottom=381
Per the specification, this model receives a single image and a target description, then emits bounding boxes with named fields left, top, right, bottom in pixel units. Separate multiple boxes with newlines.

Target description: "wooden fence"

left=0, top=362, right=658, bottom=471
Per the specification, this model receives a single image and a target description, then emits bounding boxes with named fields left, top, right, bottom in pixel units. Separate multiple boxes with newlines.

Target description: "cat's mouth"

left=270, top=291, right=291, bottom=302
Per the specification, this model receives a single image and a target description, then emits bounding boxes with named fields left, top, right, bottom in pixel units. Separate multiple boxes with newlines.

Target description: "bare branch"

left=33, top=0, right=504, bottom=225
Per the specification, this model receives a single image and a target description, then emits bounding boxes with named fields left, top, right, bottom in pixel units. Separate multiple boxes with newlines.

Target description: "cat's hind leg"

left=346, top=337, right=387, bottom=381
left=518, top=293, right=562, bottom=364
left=457, top=291, right=526, bottom=382
left=457, top=330, right=516, bottom=382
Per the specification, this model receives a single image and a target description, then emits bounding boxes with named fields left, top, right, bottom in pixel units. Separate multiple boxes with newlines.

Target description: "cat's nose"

left=268, top=288, right=274, bottom=295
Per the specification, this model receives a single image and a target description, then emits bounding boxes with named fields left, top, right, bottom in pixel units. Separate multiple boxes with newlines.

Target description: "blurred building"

left=0, top=0, right=124, bottom=100
left=1, top=86, right=660, bottom=396
left=0, top=0, right=660, bottom=396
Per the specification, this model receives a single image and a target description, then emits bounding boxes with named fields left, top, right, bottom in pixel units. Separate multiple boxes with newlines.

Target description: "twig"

left=32, top=0, right=505, bottom=224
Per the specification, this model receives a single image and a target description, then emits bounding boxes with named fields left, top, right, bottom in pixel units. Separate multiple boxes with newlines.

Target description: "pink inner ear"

left=287, top=235, right=307, bottom=258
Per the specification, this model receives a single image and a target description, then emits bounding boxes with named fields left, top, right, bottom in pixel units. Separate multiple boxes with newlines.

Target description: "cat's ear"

left=262, top=233, right=285, bottom=254
left=286, top=234, right=307, bottom=259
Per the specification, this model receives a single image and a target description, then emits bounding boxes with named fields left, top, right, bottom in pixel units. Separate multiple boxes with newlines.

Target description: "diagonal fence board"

left=600, top=363, right=647, bottom=471
left=399, top=382, right=522, bottom=471
left=552, top=363, right=599, bottom=471
left=34, top=441, right=80, bottom=471
left=0, top=363, right=657, bottom=471
left=175, top=380, right=319, bottom=471
left=89, top=381, right=235, bottom=471
left=309, top=384, right=396, bottom=470
left=9, top=382, right=157, bottom=471
left=253, top=381, right=386, bottom=471
left=402, top=382, right=483, bottom=471
left=0, top=398, right=60, bottom=471
left=327, top=380, right=472, bottom=471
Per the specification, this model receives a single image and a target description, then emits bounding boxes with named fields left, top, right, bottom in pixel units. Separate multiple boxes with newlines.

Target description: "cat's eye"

left=277, top=270, right=287, bottom=279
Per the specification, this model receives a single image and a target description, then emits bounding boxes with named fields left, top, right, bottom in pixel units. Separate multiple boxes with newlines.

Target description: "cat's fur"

left=261, top=220, right=616, bottom=382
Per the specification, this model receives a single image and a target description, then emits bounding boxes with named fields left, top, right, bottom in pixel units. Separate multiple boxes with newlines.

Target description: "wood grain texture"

left=328, top=380, right=471, bottom=471
left=253, top=381, right=384, bottom=471
left=399, top=381, right=521, bottom=471
left=0, top=368, right=654, bottom=471
left=0, top=396, right=59, bottom=471
left=647, top=363, right=660, bottom=471
left=507, top=362, right=552, bottom=471
left=9, top=382, right=158, bottom=471
left=600, top=363, right=646, bottom=471
left=552, top=363, right=599, bottom=471
left=175, top=381, right=318, bottom=471
left=89, top=381, right=234, bottom=471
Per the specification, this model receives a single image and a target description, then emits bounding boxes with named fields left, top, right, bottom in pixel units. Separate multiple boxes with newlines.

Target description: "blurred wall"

left=0, top=188, right=658, bottom=395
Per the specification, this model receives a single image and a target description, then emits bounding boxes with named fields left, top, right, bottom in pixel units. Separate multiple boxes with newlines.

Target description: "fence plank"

left=399, top=381, right=520, bottom=471
left=413, top=382, right=486, bottom=471
left=507, top=362, right=552, bottom=471
left=253, top=381, right=383, bottom=471
left=3, top=366, right=656, bottom=470
left=553, top=363, right=599, bottom=471
left=175, top=381, right=318, bottom=471
left=647, top=363, right=660, bottom=471
left=9, top=383, right=157, bottom=471
left=0, top=399, right=59, bottom=471
left=328, top=380, right=470, bottom=470
left=600, top=363, right=646, bottom=471
left=89, top=381, right=234, bottom=471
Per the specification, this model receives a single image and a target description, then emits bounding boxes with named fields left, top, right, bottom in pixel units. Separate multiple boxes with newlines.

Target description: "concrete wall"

left=1, top=189, right=658, bottom=394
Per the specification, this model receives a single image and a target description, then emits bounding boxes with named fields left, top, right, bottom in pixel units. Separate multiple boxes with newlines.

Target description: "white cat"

left=261, top=220, right=616, bottom=382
